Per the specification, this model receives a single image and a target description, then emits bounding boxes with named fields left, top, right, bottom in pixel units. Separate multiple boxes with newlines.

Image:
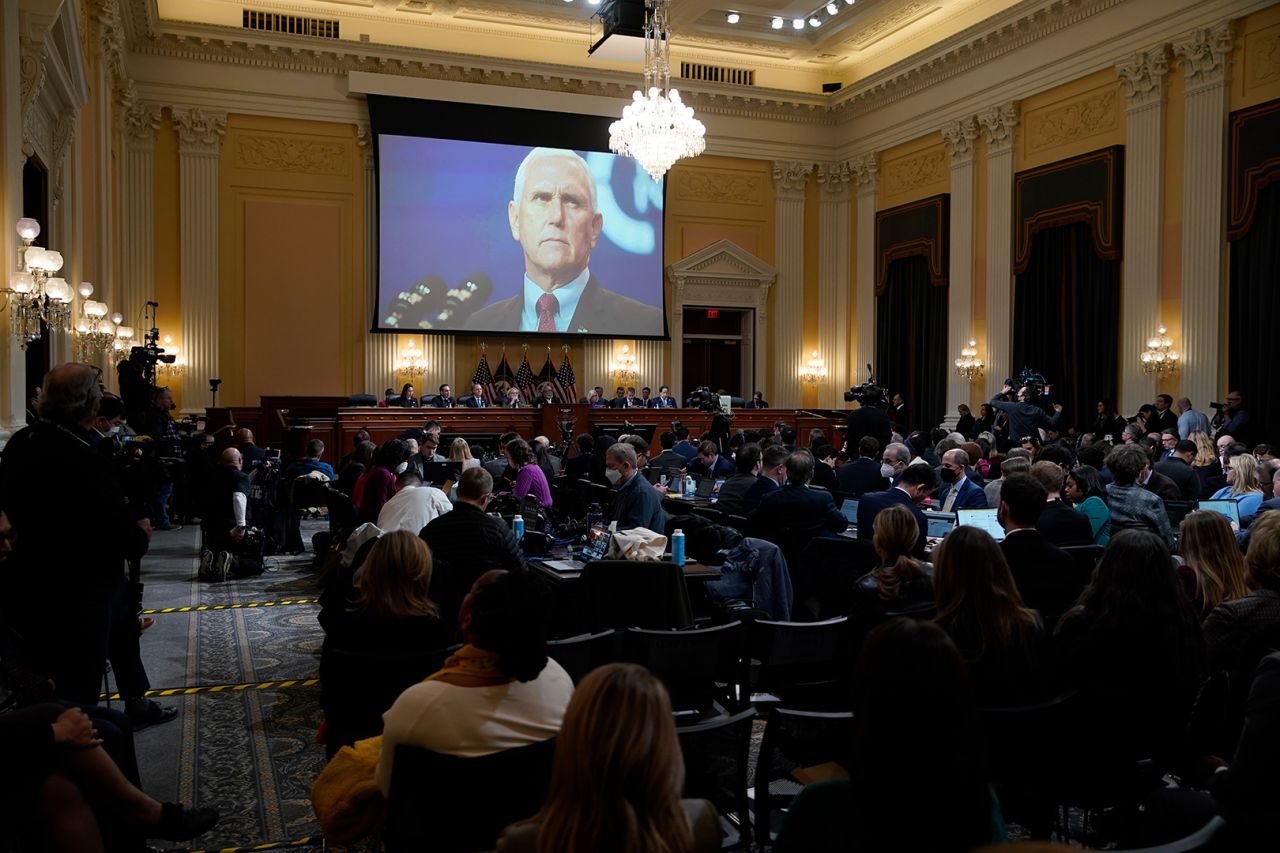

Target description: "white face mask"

left=395, top=461, right=409, bottom=474
left=605, top=468, right=623, bottom=485
left=109, top=425, right=121, bottom=436
left=881, top=464, right=896, bottom=479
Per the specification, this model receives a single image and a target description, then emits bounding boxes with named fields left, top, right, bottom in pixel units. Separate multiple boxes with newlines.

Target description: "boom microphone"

left=434, top=273, right=493, bottom=326
left=383, top=275, right=446, bottom=330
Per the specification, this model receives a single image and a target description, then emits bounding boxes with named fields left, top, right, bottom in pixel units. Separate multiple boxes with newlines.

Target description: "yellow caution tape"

left=142, top=599, right=320, bottom=614
left=100, top=678, right=319, bottom=700
left=183, top=835, right=324, bottom=853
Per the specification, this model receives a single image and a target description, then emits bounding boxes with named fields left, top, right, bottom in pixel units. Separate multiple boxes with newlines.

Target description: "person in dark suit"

left=648, top=385, right=678, bottom=409
left=812, top=445, right=839, bottom=492
left=465, top=148, right=663, bottom=336
left=955, top=404, right=976, bottom=439
left=1142, top=467, right=1183, bottom=502
left=688, top=440, right=734, bottom=480
left=748, top=450, right=848, bottom=536
left=935, top=449, right=987, bottom=511
left=1028, top=461, right=1094, bottom=547
left=742, top=391, right=769, bottom=409
left=1149, top=394, right=1179, bottom=435
left=838, top=436, right=890, bottom=497
left=740, top=445, right=790, bottom=515
left=564, top=434, right=595, bottom=482
left=857, top=464, right=939, bottom=558
left=997, top=473, right=1079, bottom=628
left=605, top=443, right=666, bottom=532
left=647, top=432, right=686, bottom=471
left=1153, top=440, right=1201, bottom=501
left=618, top=387, right=646, bottom=409
left=845, top=394, right=893, bottom=455
left=396, top=383, right=420, bottom=408
left=427, top=384, right=455, bottom=408
left=890, top=393, right=910, bottom=434
left=458, top=382, right=490, bottom=408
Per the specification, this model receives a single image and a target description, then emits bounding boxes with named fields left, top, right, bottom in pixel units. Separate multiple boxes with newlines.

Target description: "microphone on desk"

left=383, top=275, right=447, bottom=330
left=434, top=273, right=493, bottom=326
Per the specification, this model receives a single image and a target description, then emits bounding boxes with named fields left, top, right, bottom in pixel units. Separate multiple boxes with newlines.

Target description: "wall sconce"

left=799, top=350, right=827, bottom=385
left=1140, top=326, right=1179, bottom=375
left=155, top=335, right=187, bottom=378
left=612, top=343, right=638, bottom=385
left=955, top=340, right=984, bottom=381
left=398, top=337, right=427, bottom=378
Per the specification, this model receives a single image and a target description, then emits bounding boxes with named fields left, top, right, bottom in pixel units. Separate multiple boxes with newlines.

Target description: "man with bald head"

left=0, top=363, right=150, bottom=703
left=202, top=447, right=252, bottom=559
left=466, top=146, right=663, bottom=334
left=234, top=427, right=265, bottom=470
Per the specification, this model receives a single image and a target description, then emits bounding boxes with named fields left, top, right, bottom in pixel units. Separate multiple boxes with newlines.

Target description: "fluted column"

left=817, top=161, right=853, bottom=408
left=1175, top=22, right=1233, bottom=411
left=0, top=0, right=23, bottom=443
left=978, top=103, right=1018, bottom=400
left=772, top=161, right=811, bottom=408
left=633, top=339, right=666, bottom=393
left=420, top=335, right=456, bottom=391
left=580, top=340, right=613, bottom=396
left=851, top=154, right=879, bottom=390
left=1117, top=48, right=1171, bottom=414
left=358, top=125, right=395, bottom=394
left=943, top=117, right=979, bottom=425
left=173, top=108, right=226, bottom=413
left=121, top=102, right=160, bottom=325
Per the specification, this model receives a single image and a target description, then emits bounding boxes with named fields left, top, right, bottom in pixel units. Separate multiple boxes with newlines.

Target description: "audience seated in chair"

left=1177, top=511, right=1252, bottom=619
left=772, top=619, right=1005, bottom=852
left=1208, top=454, right=1266, bottom=527
left=998, top=473, right=1082, bottom=630
left=1104, top=444, right=1176, bottom=549
left=375, top=470, right=452, bottom=535
left=738, top=444, right=789, bottom=515
left=353, top=439, right=410, bottom=525
left=856, top=463, right=938, bottom=558
left=376, top=569, right=573, bottom=795
left=850, top=504, right=933, bottom=630
left=712, top=442, right=761, bottom=517
left=936, top=449, right=988, bottom=511
left=498, top=664, right=720, bottom=852
left=283, top=438, right=335, bottom=480
left=933, top=526, right=1048, bottom=706
left=748, top=450, right=848, bottom=540
left=1028, top=461, right=1094, bottom=547
left=1202, top=511, right=1280, bottom=675
left=1064, top=465, right=1112, bottom=547
left=605, top=442, right=667, bottom=532
left=507, top=439, right=553, bottom=509
left=836, top=436, right=890, bottom=498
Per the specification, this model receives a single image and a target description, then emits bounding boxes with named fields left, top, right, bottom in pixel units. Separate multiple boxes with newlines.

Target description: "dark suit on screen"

left=857, top=487, right=928, bottom=557
left=465, top=275, right=663, bottom=335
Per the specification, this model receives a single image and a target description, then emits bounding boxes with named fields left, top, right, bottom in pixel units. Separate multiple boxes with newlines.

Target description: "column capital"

left=172, top=108, right=227, bottom=154
left=1174, top=21, right=1234, bottom=90
left=772, top=160, right=813, bottom=199
left=124, top=102, right=163, bottom=148
left=817, top=161, right=854, bottom=199
left=942, top=117, right=979, bottom=166
left=356, top=122, right=375, bottom=171
left=1117, top=47, right=1170, bottom=110
left=849, top=152, right=879, bottom=196
left=977, top=103, right=1019, bottom=154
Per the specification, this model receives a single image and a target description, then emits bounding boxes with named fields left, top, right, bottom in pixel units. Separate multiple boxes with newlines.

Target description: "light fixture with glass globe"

left=1140, top=326, right=1179, bottom=375
left=608, top=0, right=706, bottom=182
left=72, top=281, right=123, bottom=361
left=4, top=218, right=74, bottom=347
left=955, top=340, right=985, bottom=381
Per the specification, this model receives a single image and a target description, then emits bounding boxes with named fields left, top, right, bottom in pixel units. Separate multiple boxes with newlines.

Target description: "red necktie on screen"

left=536, top=293, right=559, bottom=332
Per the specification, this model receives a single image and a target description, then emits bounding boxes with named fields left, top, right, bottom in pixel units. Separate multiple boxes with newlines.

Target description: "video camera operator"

left=140, top=387, right=182, bottom=530
left=844, top=388, right=893, bottom=455
left=991, top=379, right=1063, bottom=451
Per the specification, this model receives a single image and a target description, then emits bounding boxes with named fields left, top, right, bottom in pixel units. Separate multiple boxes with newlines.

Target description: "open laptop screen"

left=1197, top=499, right=1242, bottom=528
left=956, top=507, right=1005, bottom=542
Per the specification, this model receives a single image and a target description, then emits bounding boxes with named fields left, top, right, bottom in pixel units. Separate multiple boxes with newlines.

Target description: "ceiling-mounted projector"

left=588, top=0, right=647, bottom=62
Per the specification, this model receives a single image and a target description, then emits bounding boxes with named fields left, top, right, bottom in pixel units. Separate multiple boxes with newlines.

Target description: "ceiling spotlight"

left=792, top=18, right=805, bottom=29
left=726, top=11, right=739, bottom=24
left=826, top=2, right=838, bottom=13
left=808, top=16, right=822, bottom=27
left=771, top=16, right=783, bottom=29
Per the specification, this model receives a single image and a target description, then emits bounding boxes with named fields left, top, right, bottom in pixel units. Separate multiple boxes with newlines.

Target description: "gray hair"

left=944, top=448, right=970, bottom=468
left=512, top=147, right=597, bottom=212
left=605, top=442, right=637, bottom=468
left=37, top=363, right=101, bottom=424
left=884, top=442, right=911, bottom=465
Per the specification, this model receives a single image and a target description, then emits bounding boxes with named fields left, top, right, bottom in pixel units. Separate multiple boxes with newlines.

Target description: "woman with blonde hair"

left=1208, top=453, right=1265, bottom=524
left=498, top=663, right=719, bottom=853
left=448, top=437, right=480, bottom=470
left=1177, top=511, right=1251, bottom=616
left=850, top=505, right=933, bottom=626
left=1190, top=431, right=1224, bottom=494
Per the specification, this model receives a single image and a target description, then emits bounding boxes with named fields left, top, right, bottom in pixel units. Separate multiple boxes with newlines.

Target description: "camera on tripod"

left=683, top=386, right=723, bottom=413
left=844, top=364, right=890, bottom=407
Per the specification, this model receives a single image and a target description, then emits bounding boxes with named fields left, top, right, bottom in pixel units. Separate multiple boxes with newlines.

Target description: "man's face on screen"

left=509, top=155, right=602, bottom=289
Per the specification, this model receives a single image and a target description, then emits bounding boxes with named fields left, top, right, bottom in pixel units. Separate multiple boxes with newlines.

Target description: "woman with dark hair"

left=498, top=664, right=719, bottom=853
left=1054, top=530, right=1206, bottom=766
left=706, top=414, right=731, bottom=456
left=376, top=570, right=572, bottom=795
left=1064, top=464, right=1111, bottom=546
left=974, top=403, right=997, bottom=439
left=507, top=439, right=553, bottom=508
left=955, top=404, right=976, bottom=440
left=532, top=441, right=556, bottom=483
left=353, top=439, right=410, bottom=524
left=932, top=526, right=1046, bottom=705
left=397, top=383, right=419, bottom=408
left=774, top=619, right=1002, bottom=851
left=850, top=505, right=933, bottom=626
left=1092, top=400, right=1128, bottom=443
left=337, top=440, right=375, bottom=497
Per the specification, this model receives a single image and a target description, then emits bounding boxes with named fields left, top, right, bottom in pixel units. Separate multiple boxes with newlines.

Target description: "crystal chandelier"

left=608, top=0, right=706, bottom=181
left=4, top=218, right=73, bottom=346
left=73, top=281, right=122, bottom=361
left=955, top=340, right=985, bottom=381
left=612, top=343, right=638, bottom=385
left=800, top=350, right=828, bottom=385
left=1140, top=326, right=1179, bottom=375
left=398, top=338, right=427, bottom=379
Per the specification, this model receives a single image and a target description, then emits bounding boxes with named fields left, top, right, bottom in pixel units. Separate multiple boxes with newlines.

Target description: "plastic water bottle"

left=672, top=528, right=685, bottom=567
left=684, top=475, right=695, bottom=497
left=513, top=515, right=525, bottom=542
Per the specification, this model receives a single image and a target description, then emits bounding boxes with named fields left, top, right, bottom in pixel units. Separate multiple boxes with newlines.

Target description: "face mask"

left=605, top=468, right=623, bottom=485
left=109, top=425, right=121, bottom=436
left=395, top=461, right=409, bottom=474
left=881, top=464, right=896, bottom=479
left=940, top=467, right=958, bottom=484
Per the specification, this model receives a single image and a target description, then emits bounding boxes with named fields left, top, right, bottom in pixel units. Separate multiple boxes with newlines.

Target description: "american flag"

left=556, top=349, right=578, bottom=403
left=471, top=351, right=494, bottom=404
left=515, top=349, right=537, bottom=395
left=537, top=352, right=558, bottom=400
left=491, top=350, right=516, bottom=399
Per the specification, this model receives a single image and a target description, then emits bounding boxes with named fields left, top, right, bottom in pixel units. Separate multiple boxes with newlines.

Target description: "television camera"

left=1004, top=368, right=1052, bottom=402
left=684, top=386, right=723, bottom=413
left=844, top=364, right=890, bottom=408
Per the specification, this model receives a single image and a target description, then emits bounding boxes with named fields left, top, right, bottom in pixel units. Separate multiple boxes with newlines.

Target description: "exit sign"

left=706, top=309, right=719, bottom=319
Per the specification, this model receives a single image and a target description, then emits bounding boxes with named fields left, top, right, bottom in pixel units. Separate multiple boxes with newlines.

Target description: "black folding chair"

left=1062, top=544, right=1105, bottom=590
left=624, top=621, right=747, bottom=715
left=581, top=560, right=694, bottom=632
left=385, top=739, right=556, bottom=852
left=677, top=706, right=757, bottom=849
left=547, top=629, right=619, bottom=684
left=318, top=645, right=452, bottom=757
left=752, top=707, right=855, bottom=843
left=795, top=536, right=880, bottom=620
left=747, top=616, right=855, bottom=710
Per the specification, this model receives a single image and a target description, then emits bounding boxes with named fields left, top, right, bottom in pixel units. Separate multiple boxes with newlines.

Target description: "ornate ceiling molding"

left=1117, top=47, right=1170, bottom=110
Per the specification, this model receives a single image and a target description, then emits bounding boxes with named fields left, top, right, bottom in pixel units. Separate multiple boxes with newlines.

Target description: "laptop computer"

left=421, top=460, right=463, bottom=487
left=956, top=507, right=1005, bottom=542
left=543, top=523, right=614, bottom=573
left=841, top=499, right=860, bottom=525
left=1197, top=498, right=1242, bottom=528
left=924, top=511, right=957, bottom=539
left=694, top=476, right=725, bottom=499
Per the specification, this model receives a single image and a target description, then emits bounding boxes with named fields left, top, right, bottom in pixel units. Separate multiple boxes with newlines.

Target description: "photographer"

left=1216, top=391, right=1251, bottom=446
left=199, top=448, right=263, bottom=578
left=142, top=387, right=180, bottom=531
left=844, top=389, right=892, bottom=455
left=991, top=383, right=1063, bottom=450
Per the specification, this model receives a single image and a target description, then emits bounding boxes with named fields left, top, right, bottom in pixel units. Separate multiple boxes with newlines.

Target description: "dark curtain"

left=876, top=255, right=948, bottom=432
left=1229, top=182, right=1280, bottom=446
left=1012, top=222, right=1120, bottom=433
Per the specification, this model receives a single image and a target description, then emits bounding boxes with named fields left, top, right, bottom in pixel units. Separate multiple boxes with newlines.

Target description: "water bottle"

left=671, top=528, right=686, bottom=567
left=513, top=515, right=525, bottom=542
left=684, top=475, right=695, bottom=497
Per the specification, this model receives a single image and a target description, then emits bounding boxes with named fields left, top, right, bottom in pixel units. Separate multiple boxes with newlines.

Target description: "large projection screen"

left=370, top=96, right=667, bottom=339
